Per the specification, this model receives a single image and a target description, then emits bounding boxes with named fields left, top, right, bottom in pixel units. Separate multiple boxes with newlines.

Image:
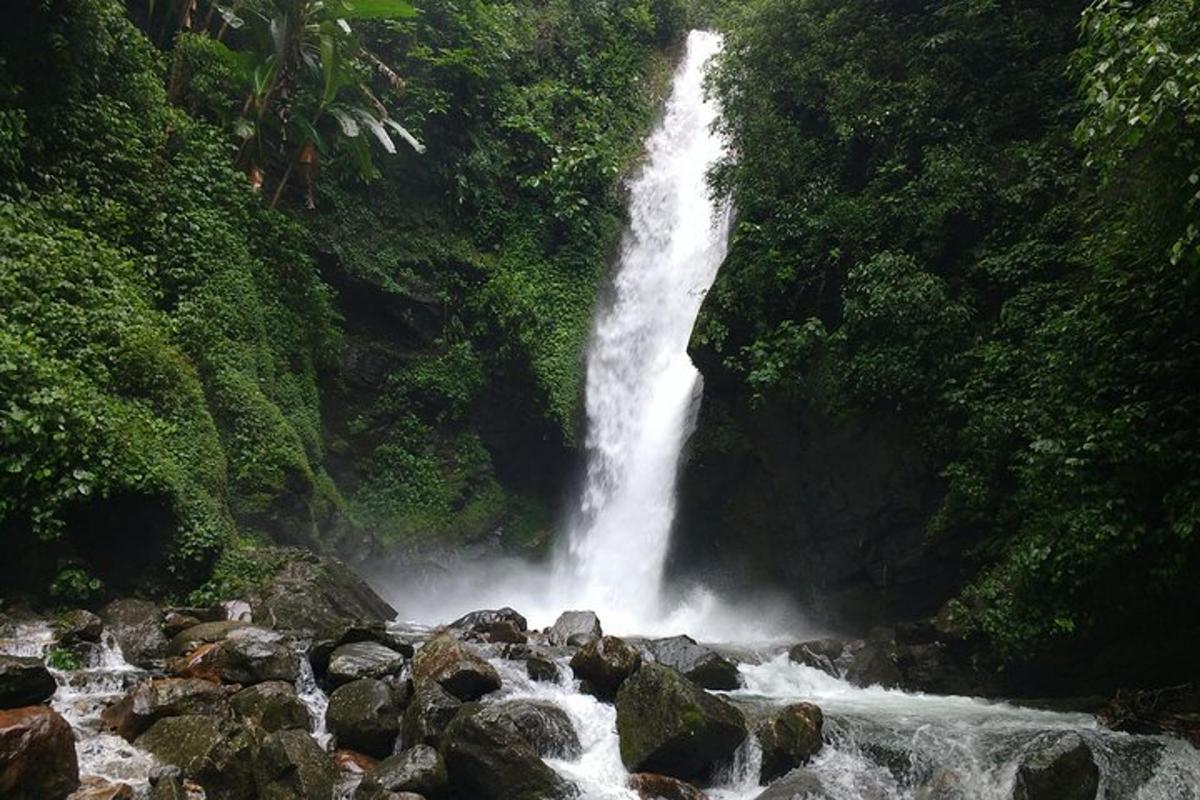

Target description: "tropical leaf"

left=328, top=107, right=360, bottom=137
left=355, top=109, right=396, bottom=154
left=383, top=118, right=426, bottom=153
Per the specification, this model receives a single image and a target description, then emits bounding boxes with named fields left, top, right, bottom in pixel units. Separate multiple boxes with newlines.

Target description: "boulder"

left=167, top=621, right=251, bottom=657
left=615, top=663, right=748, bottom=781
left=569, top=636, right=642, bottom=700
left=628, top=773, right=708, bottom=800
left=354, top=744, right=448, bottom=799
left=548, top=611, right=602, bottom=647
left=231, top=681, right=311, bottom=732
left=146, top=765, right=187, bottom=800
left=487, top=620, right=527, bottom=644
left=485, top=700, right=581, bottom=759
left=914, top=768, right=966, bottom=800
left=57, top=610, right=103, bottom=646
left=0, top=705, right=79, bottom=800
left=755, top=703, right=824, bottom=782
left=401, top=682, right=461, bottom=749
left=333, top=749, right=378, bottom=775
left=327, top=641, right=406, bottom=688
left=101, top=599, right=168, bottom=668
left=787, top=639, right=844, bottom=676
left=640, top=636, right=739, bottom=691
left=326, top=678, right=402, bottom=758
left=137, top=715, right=258, bottom=800
left=163, top=612, right=205, bottom=638
left=527, top=654, right=560, bottom=683
left=101, top=677, right=229, bottom=740
left=1012, top=733, right=1099, bottom=800
left=843, top=642, right=903, bottom=689
left=449, top=608, right=528, bottom=638
left=411, top=634, right=500, bottom=701
left=439, top=705, right=577, bottom=800
left=172, top=626, right=298, bottom=686
left=253, top=728, right=336, bottom=800
left=67, top=776, right=135, bottom=800
left=249, top=550, right=396, bottom=640
left=0, top=654, right=57, bottom=709
left=753, top=770, right=832, bottom=800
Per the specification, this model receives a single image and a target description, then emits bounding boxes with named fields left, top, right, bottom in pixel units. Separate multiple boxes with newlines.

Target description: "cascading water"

left=549, top=29, right=732, bottom=631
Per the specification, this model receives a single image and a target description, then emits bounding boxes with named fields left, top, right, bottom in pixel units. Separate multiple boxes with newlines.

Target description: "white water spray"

left=547, top=29, right=731, bottom=629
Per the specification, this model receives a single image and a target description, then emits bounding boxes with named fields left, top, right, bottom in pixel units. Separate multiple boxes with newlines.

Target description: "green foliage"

left=49, top=568, right=104, bottom=605
left=706, top=0, right=1200, bottom=660
left=46, top=647, right=83, bottom=671
left=187, top=540, right=285, bottom=606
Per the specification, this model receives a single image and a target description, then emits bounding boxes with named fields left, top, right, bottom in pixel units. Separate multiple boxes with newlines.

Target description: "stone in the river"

left=249, top=550, right=396, bottom=640
left=333, top=748, right=378, bottom=775
left=253, top=728, right=336, bottom=800
left=569, top=636, right=642, bottom=700
left=167, top=621, right=251, bottom=657
left=756, top=703, right=824, bottom=783
left=527, top=653, right=559, bottom=683
left=325, top=678, right=402, bottom=758
left=641, top=636, right=739, bottom=691
left=401, top=682, right=462, bottom=748
left=173, top=626, right=298, bottom=686
left=753, top=769, right=833, bottom=800
left=411, top=633, right=500, bottom=701
left=449, top=608, right=528, bottom=637
left=487, top=620, right=527, bottom=644
left=101, top=598, right=168, bottom=667
left=486, top=699, right=582, bottom=759
left=327, top=641, right=407, bottom=688
left=137, top=715, right=258, bottom=800
left=354, top=744, right=449, bottom=799
left=628, top=773, right=709, bottom=800
left=231, top=680, right=311, bottom=733
left=0, top=705, right=79, bottom=800
left=787, top=639, right=844, bottom=676
left=67, top=775, right=136, bottom=800
left=439, top=704, right=578, bottom=800
left=1012, top=732, right=1099, bottom=800
left=914, top=768, right=966, bottom=800
left=57, top=610, right=104, bottom=646
left=101, top=677, right=230, bottom=741
left=163, top=612, right=205, bottom=638
left=842, top=641, right=903, bottom=689
left=146, top=765, right=187, bottom=800
left=615, top=662, right=748, bottom=781
left=0, top=654, right=57, bottom=709
left=548, top=611, right=602, bottom=647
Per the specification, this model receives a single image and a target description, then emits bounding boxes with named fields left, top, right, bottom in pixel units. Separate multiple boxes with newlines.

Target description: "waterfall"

left=550, top=30, right=732, bottom=630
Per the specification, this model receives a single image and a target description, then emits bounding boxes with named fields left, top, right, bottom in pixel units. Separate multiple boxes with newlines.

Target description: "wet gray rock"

left=449, top=608, right=528, bottom=637
left=485, top=700, right=582, bottom=760
left=230, top=681, right=311, bottom=733
left=1013, top=732, right=1099, bottom=800
left=354, top=744, right=448, bottom=799
left=56, top=610, right=103, bottom=646
left=326, top=678, right=402, bottom=758
left=570, top=636, right=642, bottom=700
left=440, top=704, right=578, bottom=800
left=253, top=728, right=336, bottom=800
left=615, top=663, right=748, bottom=782
left=843, top=641, right=904, bottom=689
left=411, top=634, right=500, bottom=701
left=167, top=621, right=251, bottom=657
left=401, top=683, right=462, bottom=749
left=787, top=639, right=843, bottom=676
left=249, top=550, right=396, bottom=640
left=753, top=770, right=833, bottom=800
left=756, top=703, right=823, bottom=783
left=549, top=611, right=602, bottom=647
left=327, top=641, right=406, bottom=688
left=0, top=705, right=79, bottom=800
left=640, top=636, right=739, bottom=691
left=137, top=715, right=258, bottom=800
left=174, top=626, right=298, bottom=686
left=0, top=654, right=57, bottom=709
left=101, top=599, right=168, bottom=668
left=915, top=768, right=966, bottom=800
left=101, top=677, right=229, bottom=741
left=527, top=654, right=559, bottom=683
left=628, top=773, right=708, bottom=800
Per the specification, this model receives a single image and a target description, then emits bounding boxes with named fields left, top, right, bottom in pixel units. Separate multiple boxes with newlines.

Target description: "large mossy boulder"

left=230, top=681, right=311, bottom=733
left=756, top=703, right=824, bottom=782
left=615, top=663, right=747, bottom=782
left=354, top=744, right=449, bottom=799
left=449, top=608, right=528, bottom=639
left=0, top=705, right=79, bottom=800
left=1012, top=733, right=1099, bottom=800
left=401, top=683, right=462, bottom=749
left=249, top=551, right=396, bottom=640
left=101, top=677, right=229, bottom=741
left=484, top=700, right=581, bottom=760
left=548, top=611, right=602, bottom=647
left=101, top=599, right=168, bottom=668
left=640, top=636, right=740, bottom=691
left=172, top=626, right=298, bottom=686
left=787, top=639, right=843, bottom=677
left=411, top=634, right=500, bottom=701
left=0, top=654, right=57, bottom=709
left=569, top=636, right=642, bottom=700
left=253, top=729, right=336, bottom=800
left=136, top=715, right=258, bottom=800
left=166, top=621, right=251, bottom=657
left=439, top=704, right=577, bottom=800
left=325, top=678, right=402, bottom=758
left=327, top=641, right=406, bottom=688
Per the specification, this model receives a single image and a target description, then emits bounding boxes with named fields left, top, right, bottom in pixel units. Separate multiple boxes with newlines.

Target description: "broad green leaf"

left=382, top=118, right=426, bottom=153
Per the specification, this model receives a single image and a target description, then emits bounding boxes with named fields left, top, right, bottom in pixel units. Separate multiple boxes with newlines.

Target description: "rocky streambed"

left=2, top=553, right=1199, bottom=800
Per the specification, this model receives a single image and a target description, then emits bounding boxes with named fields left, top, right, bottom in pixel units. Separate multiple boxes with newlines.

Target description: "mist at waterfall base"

left=379, top=30, right=807, bottom=644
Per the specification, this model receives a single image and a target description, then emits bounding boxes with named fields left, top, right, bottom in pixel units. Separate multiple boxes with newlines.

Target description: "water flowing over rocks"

left=1012, top=732, right=1100, bottom=800
left=101, top=599, right=169, bottom=669
left=755, top=702, right=824, bottom=782
left=615, top=662, right=748, bottom=781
